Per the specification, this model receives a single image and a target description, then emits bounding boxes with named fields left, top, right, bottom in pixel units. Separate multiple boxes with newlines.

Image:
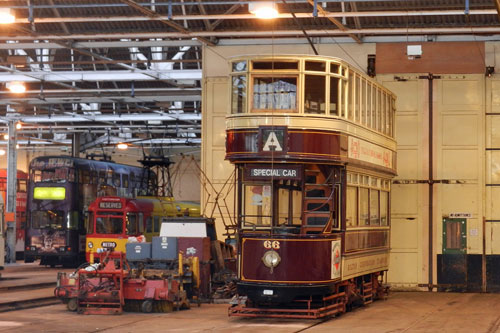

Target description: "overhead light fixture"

left=6, top=81, right=26, bottom=93
left=117, top=143, right=128, bottom=150
left=2, top=134, right=7, bottom=140
left=15, top=122, right=22, bottom=130
left=0, top=8, right=15, bottom=24
left=16, top=144, right=19, bottom=149
left=249, top=1, right=279, bottom=19
left=0, top=149, right=5, bottom=156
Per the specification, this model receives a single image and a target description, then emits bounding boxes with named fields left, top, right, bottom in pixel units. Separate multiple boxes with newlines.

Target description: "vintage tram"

left=226, top=55, right=396, bottom=318
left=85, top=196, right=200, bottom=262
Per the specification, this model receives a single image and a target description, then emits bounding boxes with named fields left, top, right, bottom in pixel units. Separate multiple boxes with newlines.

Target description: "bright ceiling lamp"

left=117, top=143, right=128, bottom=150
left=6, top=81, right=26, bottom=93
left=0, top=149, right=5, bottom=156
left=15, top=122, right=22, bottom=130
left=3, top=134, right=7, bottom=140
left=249, top=1, right=279, bottom=19
left=0, top=8, right=15, bottom=24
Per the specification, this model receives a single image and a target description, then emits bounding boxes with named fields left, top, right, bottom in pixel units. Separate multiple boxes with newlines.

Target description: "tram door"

left=438, top=218, right=467, bottom=290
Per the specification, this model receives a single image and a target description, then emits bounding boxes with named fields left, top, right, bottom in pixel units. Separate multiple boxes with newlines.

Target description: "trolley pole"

left=6, top=120, right=17, bottom=263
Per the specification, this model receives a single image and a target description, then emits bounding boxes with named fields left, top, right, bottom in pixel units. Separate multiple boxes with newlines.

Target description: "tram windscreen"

left=31, top=210, right=64, bottom=229
left=242, top=184, right=272, bottom=227
left=96, top=216, right=123, bottom=234
left=32, top=167, right=75, bottom=183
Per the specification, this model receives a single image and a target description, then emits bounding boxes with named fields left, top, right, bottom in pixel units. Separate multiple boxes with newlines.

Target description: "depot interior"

left=0, top=0, right=500, bottom=291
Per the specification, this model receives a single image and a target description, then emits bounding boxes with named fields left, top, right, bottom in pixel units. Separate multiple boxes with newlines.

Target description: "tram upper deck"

left=226, top=55, right=397, bottom=175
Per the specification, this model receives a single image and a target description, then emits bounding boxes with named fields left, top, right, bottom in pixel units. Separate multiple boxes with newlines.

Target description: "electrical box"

left=125, top=242, right=151, bottom=261
left=152, top=236, right=177, bottom=260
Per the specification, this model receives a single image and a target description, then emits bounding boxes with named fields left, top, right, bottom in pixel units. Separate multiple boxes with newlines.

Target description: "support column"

left=6, top=120, right=17, bottom=263
left=72, top=133, right=80, bottom=158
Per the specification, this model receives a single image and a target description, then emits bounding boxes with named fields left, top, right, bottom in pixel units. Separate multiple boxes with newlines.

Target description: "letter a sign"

left=263, top=131, right=283, bottom=152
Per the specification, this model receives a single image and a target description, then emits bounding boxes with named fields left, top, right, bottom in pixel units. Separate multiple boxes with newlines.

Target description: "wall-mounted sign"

left=449, top=213, right=472, bottom=218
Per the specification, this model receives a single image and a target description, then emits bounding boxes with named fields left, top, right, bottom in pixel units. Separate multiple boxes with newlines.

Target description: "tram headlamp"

left=262, top=250, right=281, bottom=269
left=88, top=241, right=93, bottom=249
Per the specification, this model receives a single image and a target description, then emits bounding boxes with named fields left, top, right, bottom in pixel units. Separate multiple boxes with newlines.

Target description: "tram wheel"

left=141, top=300, right=153, bottom=313
left=67, top=298, right=78, bottom=312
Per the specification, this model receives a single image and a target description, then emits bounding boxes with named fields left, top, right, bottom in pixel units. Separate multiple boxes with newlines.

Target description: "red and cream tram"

left=226, top=55, right=396, bottom=318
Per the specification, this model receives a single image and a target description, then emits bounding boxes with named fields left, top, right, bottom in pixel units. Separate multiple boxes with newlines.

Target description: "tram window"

left=231, top=75, right=247, bottom=114
left=90, top=171, right=98, bottom=184
left=232, top=61, right=247, bottom=72
left=154, top=216, right=160, bottom=233
left=252, top=61, right=298, bottom=70
left=361, top=79, right=368, bottom=127
left=146, top=216, right=152, bottom=233
left=277, top=188, right=302, bottom=226
left=360, top=188, right=369, bottom=225
left=330, top=77, right=339, bottom=116
left=126, top=213, right=138, bottom=235
left=380, top=191, right=389, bottom=226
left=112, top=173, right=121, bottom=187
left=18, top=179, right=27, bottom=192
left=330, top=63, right=340, bottom=74
left=304, top=75, right=326, bottom=114
left=242, top=184, right=271, bottom=227
left=68, top=211, right=79, bottom=230
left=122, top=174, right=129, bottom=188
left=252, top=77, right=297, bottom=111
left=98, top=171, right=106, bottom=185
left=138, top=213, right=144, bottom=233
left=355, top=75, right=361, bottom=123
left=367, top=83, right=373, bottom=129
left=348, top=72, right=354, bottom=120
left=370, top=189, right=380, bottom=225
left=96, top=216, right=122, bottom=234
left=32, top=210, right=64, bottom=229
left=82, top=170, right=90, bottom=184
left=346, top=186, right=358, bottom=227
left=305, top=61, right=326, bottom=72
left=87, top=212, right=94, bottom=234
left=378, top=90, right=383, bottom=132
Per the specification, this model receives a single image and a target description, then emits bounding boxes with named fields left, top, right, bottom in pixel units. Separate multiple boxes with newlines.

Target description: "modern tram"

left=85, top=195, right=201, bottom=262
left=24, top=156, right=157, bottom=266
left=226, top=55, right=397, bottom=318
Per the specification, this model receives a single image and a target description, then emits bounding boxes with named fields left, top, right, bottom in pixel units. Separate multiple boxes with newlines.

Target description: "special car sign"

left=245, top=164, right=302, bottom=181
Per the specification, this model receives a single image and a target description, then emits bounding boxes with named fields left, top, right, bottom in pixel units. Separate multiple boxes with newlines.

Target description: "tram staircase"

left=362, top=279, right=374, bottom=305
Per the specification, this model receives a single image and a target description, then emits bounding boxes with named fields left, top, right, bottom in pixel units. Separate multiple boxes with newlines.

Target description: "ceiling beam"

left=4, top=26, right=500, bottom=41
left=0, top=69, right=202, bottom=82
left=306, top=0, right=361, bottom=43
left=12, top=9, right=495, bottom=24
left=120, top=0, right=216, bottom=46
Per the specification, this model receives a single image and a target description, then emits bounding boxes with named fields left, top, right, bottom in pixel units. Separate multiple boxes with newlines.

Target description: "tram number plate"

left=263, top=289, right=274, bottom=296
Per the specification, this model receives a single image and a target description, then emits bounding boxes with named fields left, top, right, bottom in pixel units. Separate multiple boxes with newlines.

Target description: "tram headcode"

left=263, top=240, right=280, bottom=249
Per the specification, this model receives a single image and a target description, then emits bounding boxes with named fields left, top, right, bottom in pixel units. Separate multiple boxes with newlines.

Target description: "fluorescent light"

left=249, top=1, right=278, bottom=19
left=0, top=8, right=15, bottom=24
left=117, top=143, right=128, bottom=150
left=6, top=81, right=26, bottom=93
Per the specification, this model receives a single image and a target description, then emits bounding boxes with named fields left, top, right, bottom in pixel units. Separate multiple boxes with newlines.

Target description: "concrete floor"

left=0, top=292, right=499, bottom=332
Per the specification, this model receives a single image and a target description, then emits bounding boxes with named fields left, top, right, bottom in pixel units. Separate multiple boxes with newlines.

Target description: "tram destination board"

left=244, top=164, right=302, bottom=181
